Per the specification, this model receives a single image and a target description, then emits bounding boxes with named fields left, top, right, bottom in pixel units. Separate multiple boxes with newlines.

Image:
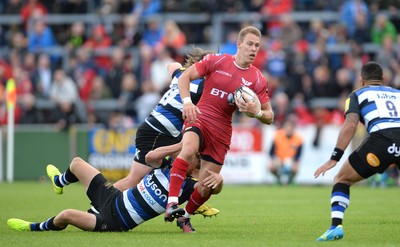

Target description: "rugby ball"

left=234, top=86, right=260, bottom=106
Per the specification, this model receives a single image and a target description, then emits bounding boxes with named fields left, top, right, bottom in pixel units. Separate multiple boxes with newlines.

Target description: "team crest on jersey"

left=366, top=152, right=380, bottom=167
left=241, top=77, right=253, bottom=86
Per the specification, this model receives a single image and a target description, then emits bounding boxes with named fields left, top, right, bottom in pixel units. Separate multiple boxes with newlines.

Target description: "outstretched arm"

left=145, top=142, right=182, bottom=168
left=314, top=112, right=359, bottom=178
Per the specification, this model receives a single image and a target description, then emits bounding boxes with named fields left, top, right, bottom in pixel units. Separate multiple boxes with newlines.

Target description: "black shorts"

left=87, top=174, right=127, bottom=232
left=349, top=129, right=400, bottom=179
left=134, top=122, right=181, bottom=166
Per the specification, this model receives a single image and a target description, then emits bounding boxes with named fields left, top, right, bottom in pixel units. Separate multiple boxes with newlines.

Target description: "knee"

left=57, top=209, right=74, bottom=223
left=70, top=157, right=84, bottom=172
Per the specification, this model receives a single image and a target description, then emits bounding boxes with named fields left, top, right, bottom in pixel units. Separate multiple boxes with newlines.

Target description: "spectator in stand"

left=19, top=93, right=44, bottom=124
left=261, top=0, right=293, bottom=38
left=375, top=35, right=399, bottom=72
left=0, top=58, right=13, bottom=84
left=161, top=20, right=187, bottom=50
left=31, top=53, right=53, bottom=99
left=27, top=19, right=59, bottom=63
left=353, top=10, right=371, bottom=43
left=87, top=75, right=113, bottom=125
left=334, top=68, right=356, bottom=97
left=141, top=17, right=163, bottom=49
left=270, top=91, right=293, bottom=129
left=339, top=0, right=370, bottom=39
left=134, top=80, right=160, bottom=124
left=83, top=24, right=112, bottom=72
left=131, top=0, right=162, bottom=17
left=4, top=0, right=23, bottom=14
left=371, top=14, right=398, bottom=45
left=14, top=66, right=34, bottom=97
left=105, top=47, right=129, bottom=98
left=150, top=47, right=174, bottom=94
left=65, top=21, right=87, bottom=53
left=118, top=72, right=141, bottom=122
left=305, top=18, right=328, bottom=44
left=265, top=40, right=287, bottom=80
left=90, top=76, right=112, bottom=101
left=49, top=69, right=80, bottom=130
left=136, top=43, right=152, bottom=83
left=9, top=32, right=28, bottom=56
left=220, top=30, right=238, bottom=55
left=114, top=14, right=141, bottom=48
left=20, top=0, right=48, bottom=30
left=278, top=14, right=302, bottom=49
left=310, top=65, right=337, bottom=147
left=22, top=52, right=36, bottom=78
left=342, top=40, right=370, bottom=75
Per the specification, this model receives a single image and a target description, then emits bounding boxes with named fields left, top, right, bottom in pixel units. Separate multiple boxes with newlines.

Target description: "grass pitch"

left=1, top=181, right=400, bottom=247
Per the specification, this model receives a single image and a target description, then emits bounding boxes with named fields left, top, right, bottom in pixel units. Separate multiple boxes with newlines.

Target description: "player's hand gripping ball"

left=233, top=86, right=261, bottom=117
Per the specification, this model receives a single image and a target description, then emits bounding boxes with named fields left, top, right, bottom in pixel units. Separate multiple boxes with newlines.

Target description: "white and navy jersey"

left=114, top=166, right=196, bottom=230
left=145, top=68, right=204, bottom=137
left=346, top=85, right=400, bottom=133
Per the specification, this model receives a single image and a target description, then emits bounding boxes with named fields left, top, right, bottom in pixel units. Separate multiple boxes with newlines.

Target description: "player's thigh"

left=126, top=161, right=153, bottom=181
left=334, top=160, right=364, bottom=185
left=179, top=131, right=201, bottom=159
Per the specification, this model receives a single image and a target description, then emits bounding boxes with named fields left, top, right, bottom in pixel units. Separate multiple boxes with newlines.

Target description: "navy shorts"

left=133, top=122, right=181, bottom=166
left=349, top=129, right=400, bottom=178
left=87, top=173, right=127, bottom=232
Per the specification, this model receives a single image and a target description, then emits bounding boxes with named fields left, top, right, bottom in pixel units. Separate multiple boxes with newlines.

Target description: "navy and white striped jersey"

left=114, top=166, right=196, bottom=230
left=145, top=68, right=204, bottom=137
left=346, top=85, right=400, bottom=133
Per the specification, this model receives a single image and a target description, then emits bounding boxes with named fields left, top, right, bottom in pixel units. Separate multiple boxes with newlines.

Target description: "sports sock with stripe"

left=55, top=168, right=79, bottom=187
left=30, top=217, right=65, bottom=231
left=330, top=182, right=350, bottom=229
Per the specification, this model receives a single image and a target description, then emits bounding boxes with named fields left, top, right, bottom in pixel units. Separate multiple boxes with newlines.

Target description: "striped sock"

left=55, top=168, right=78, bottom=187
left=330, top=182, right=350, bottom=228
left=30, top=217, right=65, bottom=231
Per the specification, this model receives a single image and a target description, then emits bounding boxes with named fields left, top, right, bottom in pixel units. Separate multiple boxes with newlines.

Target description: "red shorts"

left=183, top=119, right=230, bottom=165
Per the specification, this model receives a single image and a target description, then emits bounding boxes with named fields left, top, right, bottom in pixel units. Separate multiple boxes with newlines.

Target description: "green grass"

left=1, top=182, right=400, bottom=247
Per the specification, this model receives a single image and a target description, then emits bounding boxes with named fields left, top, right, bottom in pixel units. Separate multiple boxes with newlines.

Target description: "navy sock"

left=330, top=183, right=350, bottom=228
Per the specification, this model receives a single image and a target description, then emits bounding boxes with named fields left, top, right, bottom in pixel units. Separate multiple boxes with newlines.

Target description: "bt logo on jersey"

left=210, top=88, right=229, bottom=98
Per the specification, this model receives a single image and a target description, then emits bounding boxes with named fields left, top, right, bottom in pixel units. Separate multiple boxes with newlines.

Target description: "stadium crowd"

left=0, top=0, right=400, bottom=132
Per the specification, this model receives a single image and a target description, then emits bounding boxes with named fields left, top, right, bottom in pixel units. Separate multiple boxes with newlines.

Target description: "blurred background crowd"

left=0, top=0, right=400, bottom=133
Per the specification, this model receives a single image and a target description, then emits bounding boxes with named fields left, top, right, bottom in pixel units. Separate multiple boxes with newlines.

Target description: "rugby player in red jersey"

left=164, top=25, right=274, bottom=232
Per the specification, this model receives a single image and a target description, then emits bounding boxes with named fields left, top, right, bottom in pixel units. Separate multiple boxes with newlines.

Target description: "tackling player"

left=7, top=157, right=223, bottom=232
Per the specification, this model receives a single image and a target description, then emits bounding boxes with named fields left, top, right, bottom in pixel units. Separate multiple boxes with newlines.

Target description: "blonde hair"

left=238, top=26, right=261, bottom=42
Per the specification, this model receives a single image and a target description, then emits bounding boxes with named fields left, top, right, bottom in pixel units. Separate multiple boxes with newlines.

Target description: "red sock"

left=185, top=187, right=211, bottom=215
left=168, top=158, right=189, bottom=198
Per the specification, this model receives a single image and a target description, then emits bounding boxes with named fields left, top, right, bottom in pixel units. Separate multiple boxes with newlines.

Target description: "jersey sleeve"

left=344, top=91, right=360, bottom=117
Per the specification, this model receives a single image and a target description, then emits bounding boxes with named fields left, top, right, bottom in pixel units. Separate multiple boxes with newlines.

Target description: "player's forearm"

left=256, top=109, right=274, bottom=124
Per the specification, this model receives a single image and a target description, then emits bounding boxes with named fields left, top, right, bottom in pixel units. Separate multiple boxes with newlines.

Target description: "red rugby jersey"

left=194, top=53, right=269, bottom=142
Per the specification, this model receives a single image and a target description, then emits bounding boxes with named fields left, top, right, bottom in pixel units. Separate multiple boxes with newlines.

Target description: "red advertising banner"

left=230, top=127, right=262, bottom=152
